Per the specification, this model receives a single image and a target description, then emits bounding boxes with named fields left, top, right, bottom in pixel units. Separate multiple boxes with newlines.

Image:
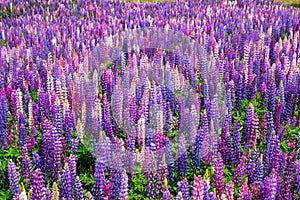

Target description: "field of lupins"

left=0, top=0, right=300, bottom=199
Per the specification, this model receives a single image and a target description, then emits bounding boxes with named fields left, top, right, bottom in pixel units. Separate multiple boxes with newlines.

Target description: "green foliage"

left=106, top=61, right=114, bottom=69
left=80, top=172, right=94, bottom=193
left=280, top=139, right=288, bottom=153
left=128, top=172, right=148, bottom=200
left=30, top=90, right=38, bottom=103
left=77, top=144, right=95, bottom=183
left=1, top=40, right=8, bottom=47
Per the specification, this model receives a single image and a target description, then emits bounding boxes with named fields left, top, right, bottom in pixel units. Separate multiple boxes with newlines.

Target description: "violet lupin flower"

left=242, top=103, right=254, bottom=150
left=64, top=108, right=73, bottom=149
left=269, top=169, right=278, bottom=200
left=267, top=78, right=276, bottom=113
left=18, top=114, right=27, bottom=147
left=119, top=170, right=128, bottom=200
left=60, top=163, right=72, bottom=200
left=177, top=178, right=190, bottom=200
left=212, top=152, right=224, bottom=198
left=30, top=168, right=45, bottom=200
left=235, top=74, right=244, bottom=111
left=52, top=138, right=62, bottom=182
left=178, top=134, right=188, bottom=178
left=75, top=176, right=84, bottom=200
left=282, top=153, right=296, bottom=200
left=94, top=159, right=106, bottom=200
left=231, top=118, right=241, bottom=167
left=21, top=146, right=32, bottom=181
left=220, top=118, right=231, bottom=165
left=66, top=154, right=77, bottom=189
left=294, top=161, right=300, bottom=199
left=193, top=128, right=206, bottom=170
left=233, top=156, right=246, bottom=186
left=8, top=161, right=20, bottom=198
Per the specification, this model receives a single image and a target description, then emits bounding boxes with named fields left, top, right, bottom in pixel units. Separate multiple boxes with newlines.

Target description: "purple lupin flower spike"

left=242, top=103, right=254, bottom=150
left=177, top=178, right=190, bottom=200
left=269, top=169, right=278, bottom=200
left=21, top=146, right=32, bottom=181
left=293, top=161, right=300, bottom=199
left=178, top=134, right=188, bottom=177
left=212, top=152, right=224, bottom=198
left=282, top=153, right=296, bottom=200
left=193, top=128, right=206, bottom=170
left=52, top=138, right=62, bottom=182
left=249, top=113, right=259, bottom=150
left=66, top=154, right=77, bottom=190
left=60, top=163, right=72, bottom=200
left=75, top=176, right=84, bottom=200
left=233, top=156, right=246, bottom=186
left=220, top=118, right=231, bottom=166
left=260, top=113, right=267, bottom=145
left=30, top=168, right=45, bottom=200
left=231, top=118, right=241, bottom=167
left=94, top=159, right=106, bottom=200
left=8, top=161, right=20, bottom=198
left=119, top=170, right=128, bottom=200
left=18, top=114, right=27, bottom=147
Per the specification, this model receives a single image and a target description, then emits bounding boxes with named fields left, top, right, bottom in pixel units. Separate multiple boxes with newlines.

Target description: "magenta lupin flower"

left=224, top=181, right=234, bottom=200
left=192, top=174, right=204, bottom=200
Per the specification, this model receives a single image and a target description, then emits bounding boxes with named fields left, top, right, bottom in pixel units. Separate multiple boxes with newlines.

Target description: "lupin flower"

left=231, top=118, right=241, bottom=167
left=260, top=113, right=267, bottom=145
left=21, top=146, right=32, bottom=181
left=212, top=152, right=224, bottom=198
left=192, top=174, right=204, bottom=200
left=52, top=138, right=63, bottom=182
left=177, top=178, right=190, bottom=200
left=267, top=79, right=276, bottom=113
left=193, top=128, right=206, bottom=170
left=242, top=103, right=254, bottom=149
left=269, top=169, right=278, bottom=200
left=74, top=176, right=84, bottom=200
left=237, top=178, right=249, bottom=200
left=18, top=114, right=27, bottom=147
left=249, top=114, right=259, bottom=150
left=119, top=170, right=128, bottom=200
left=60, top=163, right=72, bottom=200
left=8, top=161, right=21, bottom=198
left=30, top=168, right=45, bottom=200
left=178, top=134, right=188, bottom=177
left=220, top=119, right=231, bottom=165
left=233, top=156, right=246, bottom=186
left=282, top=153, right=296, bottom=200
left=224, top=181, right=234, bottom=200
left=94, top=159, right=106, bottom=200
left=235, top=74, right=244, bottom=111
